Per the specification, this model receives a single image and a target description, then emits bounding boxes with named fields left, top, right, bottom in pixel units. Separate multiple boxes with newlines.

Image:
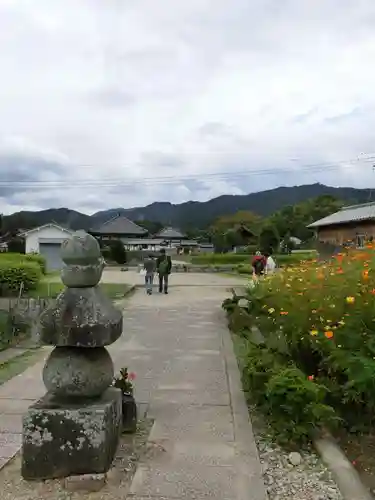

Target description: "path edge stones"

left=228, top=317, right=372, bottom=500
left=220, top=311, right=268, bottom=500
left=314, top=433, right=373, bottom=500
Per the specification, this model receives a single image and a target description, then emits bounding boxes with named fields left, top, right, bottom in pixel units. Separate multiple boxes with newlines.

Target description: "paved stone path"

left=0, top=278, right=266, bottom=499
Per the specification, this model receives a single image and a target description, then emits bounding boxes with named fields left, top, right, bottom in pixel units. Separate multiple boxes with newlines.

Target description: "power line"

left=0, top=155, right=374, bottom=189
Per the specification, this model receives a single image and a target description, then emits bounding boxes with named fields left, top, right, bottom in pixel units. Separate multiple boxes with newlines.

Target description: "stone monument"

left=22, top=231, right=123, bottom=480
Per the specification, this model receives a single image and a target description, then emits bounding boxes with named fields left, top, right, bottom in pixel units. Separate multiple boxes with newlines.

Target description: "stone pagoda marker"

left=22, top=231, right=123, bottom=479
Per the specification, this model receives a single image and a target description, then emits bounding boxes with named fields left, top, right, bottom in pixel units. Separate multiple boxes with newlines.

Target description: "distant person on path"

left=252, top=251, right=266, bottom=278
left=264, top=252, right=276, bottom=275
left=143, top=255, right=156, bottom=295
left=156, top=249, right=172, bottom=294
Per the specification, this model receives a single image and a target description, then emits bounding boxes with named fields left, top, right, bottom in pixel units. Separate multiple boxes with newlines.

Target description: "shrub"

left=224, top=247, right=375, bottom=442
left=24, top=253, right=46, bottom=274
left=7, top=237, right=25, bottom=254
left=0, top=252, right=46, bottom=275
left=101, top=246, right=112, bottom=261
left=0, top=261, right=41, bottom=295
left=237, top=264, right=253, bottom=274
left=191, top=253, right=249, bottom=265
left=273, top=252, right=317, bottom=267
left=108, top=240, right=127, bottom=264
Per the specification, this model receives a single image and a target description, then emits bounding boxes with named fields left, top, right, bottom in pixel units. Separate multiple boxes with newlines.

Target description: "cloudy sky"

left=1, top=0, right=375, bottom=215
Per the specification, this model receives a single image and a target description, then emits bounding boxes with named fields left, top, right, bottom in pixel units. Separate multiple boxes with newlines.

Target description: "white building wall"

left=25, top=232, right=40, bottom=253
left=25, top=226, right=72, bottom=254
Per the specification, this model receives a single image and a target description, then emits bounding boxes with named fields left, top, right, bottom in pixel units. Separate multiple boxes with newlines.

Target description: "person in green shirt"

left=156, top=249, right=172, bottom=294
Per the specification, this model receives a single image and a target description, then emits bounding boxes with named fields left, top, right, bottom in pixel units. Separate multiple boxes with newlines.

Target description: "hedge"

left=0, top=253, right=47, bottom=274
left=191, top=253, right=249, bottom=265
left=0, top=261, right=42, bottom=294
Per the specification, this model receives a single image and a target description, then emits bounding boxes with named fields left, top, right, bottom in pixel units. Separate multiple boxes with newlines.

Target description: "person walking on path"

left=156, top=248, right=172, bottom=294
left=143, top=254, right=156, bottom=295
left=264, top=252, right=276, bottom=275
left=252, top=251, right=266, bottom=279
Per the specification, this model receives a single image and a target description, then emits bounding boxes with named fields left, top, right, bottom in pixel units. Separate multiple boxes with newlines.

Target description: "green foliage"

left=101, top=246, right=112, bottom=261
left=210, top=211, right=261, bottom=251
left=25, top=253, right=46, bottom=274
left=0, top=253, right=46, bottom=274
left=259, top=224, right=280, bottom=254
left=112, top=367, right=135, bottom=394
left=191, top=253, right=249, bottom=265
left=108, top=239, right=127, bottom=264
left=134, top=219, right=163, bottom=234
left=263, top=366, right=337, bottom=443
left=0, top=261, right=41, bottom=295
left=269, top=195, right=344, bottom=241
left=7, top=237, right=25, bottom=254
left=225, top=248, right=375, bottom=443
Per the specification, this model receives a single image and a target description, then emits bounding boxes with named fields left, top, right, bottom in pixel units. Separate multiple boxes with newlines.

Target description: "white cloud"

left=1, top=0, right=375, bottom=214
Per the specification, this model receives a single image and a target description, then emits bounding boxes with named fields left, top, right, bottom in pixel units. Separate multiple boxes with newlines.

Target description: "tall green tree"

left=259, top=224, right=280, bottom=254
left=210, top=211, right=262, bottom=252
left=268, top=195, right=343, bottom=241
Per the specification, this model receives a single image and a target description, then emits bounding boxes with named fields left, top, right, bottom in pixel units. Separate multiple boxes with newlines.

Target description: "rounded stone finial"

left=43, top=347, right=114, bottom=398
left=61, top=231, right=104, bottom=287
left=61, top=231, right=101, bottom=266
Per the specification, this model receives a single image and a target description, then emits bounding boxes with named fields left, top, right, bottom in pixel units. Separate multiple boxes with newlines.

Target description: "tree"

left=211, top=211, right=262, bottom=234
left=259, top=224, right=280, bottom=254
left=108, top=239, right=127, bottom=264
left=135, top=220, right=163, bottom=235
left=210, top=211, right=262, bottom=251
left=7, top=237, right=25, bottom=253
left=268, top=195, right=343, bottom=242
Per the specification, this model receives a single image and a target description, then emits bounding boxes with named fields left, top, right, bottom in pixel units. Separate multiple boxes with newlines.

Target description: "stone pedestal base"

left=21, top=388, right=122, bottom=480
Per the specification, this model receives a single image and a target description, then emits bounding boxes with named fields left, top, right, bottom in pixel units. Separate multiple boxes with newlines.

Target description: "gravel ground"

left=0, top=418, right=153, bottom=500
left=251, top=409, right=343, bottom=500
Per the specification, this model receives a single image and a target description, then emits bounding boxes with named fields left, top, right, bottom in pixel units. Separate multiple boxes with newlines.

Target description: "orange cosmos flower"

left=325, top=331, right=334, bottom=339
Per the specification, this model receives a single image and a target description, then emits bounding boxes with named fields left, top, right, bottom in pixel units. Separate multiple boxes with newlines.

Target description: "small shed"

left=20, top=223, right=73, bottom=271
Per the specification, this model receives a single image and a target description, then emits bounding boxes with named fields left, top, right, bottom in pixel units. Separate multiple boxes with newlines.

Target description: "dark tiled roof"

left=91, top=215, right=147, bottom=235
left=155, top=227, right=186, bottom=239
left=308, top=202, right=375, bottom=228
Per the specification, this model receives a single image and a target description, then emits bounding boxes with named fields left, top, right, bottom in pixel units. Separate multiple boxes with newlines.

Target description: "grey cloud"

left=0, top=154, right=66, bottom=198
left=324, top=107, right=363, bottom=124
left=2, top=0, right=375, bottom=214
left=89, top=88, right=136, bottom=108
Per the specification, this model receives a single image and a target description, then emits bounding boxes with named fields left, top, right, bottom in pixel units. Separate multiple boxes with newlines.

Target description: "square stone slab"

left=22, top=388, right=121, bottom=480
left=130, top=463, right=238, bottom=499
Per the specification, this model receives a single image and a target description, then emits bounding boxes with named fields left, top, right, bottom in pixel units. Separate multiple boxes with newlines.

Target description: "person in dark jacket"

left=156, top=249, right=172, bottom=294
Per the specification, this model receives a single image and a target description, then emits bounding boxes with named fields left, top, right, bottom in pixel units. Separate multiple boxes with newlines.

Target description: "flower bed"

left=223, top=248, right=375, bottom=446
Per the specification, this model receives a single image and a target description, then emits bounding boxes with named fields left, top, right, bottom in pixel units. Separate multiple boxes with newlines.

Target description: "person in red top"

left=252, top=251, right=267, bottom=276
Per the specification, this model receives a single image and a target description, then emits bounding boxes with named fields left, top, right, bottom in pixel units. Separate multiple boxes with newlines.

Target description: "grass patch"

left=0, top=349, right=45, bottom=386
left=25, top=282, right=133, bottom=299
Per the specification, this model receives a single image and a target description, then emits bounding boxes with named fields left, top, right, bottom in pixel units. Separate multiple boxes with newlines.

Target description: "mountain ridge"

left=2, top=183, right=373, bottom=233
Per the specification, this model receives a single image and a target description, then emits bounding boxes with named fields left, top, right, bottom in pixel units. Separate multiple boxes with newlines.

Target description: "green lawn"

left=26, top=282, right=133, bottom=299
left=0, top=349, right=46, bottom=386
